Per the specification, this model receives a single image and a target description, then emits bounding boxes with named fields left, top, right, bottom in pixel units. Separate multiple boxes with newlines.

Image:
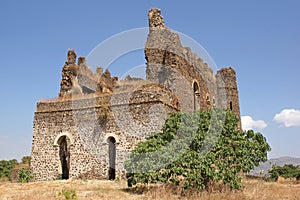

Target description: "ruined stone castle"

left=31, top=8, right=241, bottom=181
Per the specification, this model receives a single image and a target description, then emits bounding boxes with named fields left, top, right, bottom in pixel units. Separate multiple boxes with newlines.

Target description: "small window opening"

left=206, top=94, right=210, bottom=106
left=193, top=82, right=199, bottom=111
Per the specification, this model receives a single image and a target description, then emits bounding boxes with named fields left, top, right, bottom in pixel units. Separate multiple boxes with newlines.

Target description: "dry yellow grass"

left=0, top=178, right=299, bottom=200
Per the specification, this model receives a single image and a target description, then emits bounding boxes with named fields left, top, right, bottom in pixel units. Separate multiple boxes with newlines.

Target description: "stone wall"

left=145, top=8, right=240, bottom=120
left=216, top=67, right=241, bottom=128
left=145, top=8, right=217, bottom=112
left=31, top=83, right=179, bottom=181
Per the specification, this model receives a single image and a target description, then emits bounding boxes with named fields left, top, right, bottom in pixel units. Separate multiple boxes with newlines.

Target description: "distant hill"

left=249, top=157, right=300, bottom=176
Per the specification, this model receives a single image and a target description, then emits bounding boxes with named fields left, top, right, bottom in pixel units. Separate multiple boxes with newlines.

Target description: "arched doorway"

left=57, top=136, right=71, bottom=180
left=108, top=137, right=116, bottom=180
left=193, top=82, right=199, bottom=111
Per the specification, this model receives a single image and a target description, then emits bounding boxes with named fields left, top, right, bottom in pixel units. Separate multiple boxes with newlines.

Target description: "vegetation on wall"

left=125, top=109, right=271, bottom=190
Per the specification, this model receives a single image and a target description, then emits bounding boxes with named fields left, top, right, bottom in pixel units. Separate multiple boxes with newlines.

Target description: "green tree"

left=21, top=156, right=31, bottom=165
left=125, top=109, right=271, bottom=190
left=268, top=164, right=300, bottom=181
left=0, top=159, right=18, bottom=180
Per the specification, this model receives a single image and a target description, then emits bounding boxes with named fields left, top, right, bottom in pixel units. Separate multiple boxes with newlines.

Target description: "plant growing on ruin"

left=125, top=109, right=271, bottom=190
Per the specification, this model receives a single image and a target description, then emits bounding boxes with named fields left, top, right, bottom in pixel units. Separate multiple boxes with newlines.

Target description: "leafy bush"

left=18, top=168, right=34, bottom=183
left=125, top=109, right=271, bottom=190
left=268, top=164, right=300, bottom=181
left=0, top=159, right=18, bottom=181
left=57, top=174, right=63, bottom=180
left=58, top=188, right=78, bottom=200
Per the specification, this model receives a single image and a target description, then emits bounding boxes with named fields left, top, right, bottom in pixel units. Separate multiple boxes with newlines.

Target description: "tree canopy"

left=125, top=109, right=271, bottom=190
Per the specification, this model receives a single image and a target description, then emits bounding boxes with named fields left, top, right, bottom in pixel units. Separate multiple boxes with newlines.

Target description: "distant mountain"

left=249, top=157, right=300, bottom=177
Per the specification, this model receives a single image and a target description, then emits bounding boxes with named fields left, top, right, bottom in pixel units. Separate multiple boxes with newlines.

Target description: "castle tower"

left=145, top=8, right=214, bottom=112
left=216, top=67, right=241, bottom=129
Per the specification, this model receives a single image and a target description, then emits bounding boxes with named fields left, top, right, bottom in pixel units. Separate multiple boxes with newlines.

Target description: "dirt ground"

left=0, top=179, right=300, bottom=200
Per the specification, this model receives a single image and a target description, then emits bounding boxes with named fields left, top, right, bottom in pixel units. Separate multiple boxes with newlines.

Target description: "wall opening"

left=58, top=136, right=71, bottom=180
left=230, top=101, right=233, bottom=111
left=193, top=82, right=199, bottom=111
left=206, top=94, right=210, bottom=106
left=108, top=137, right=116, bottom=180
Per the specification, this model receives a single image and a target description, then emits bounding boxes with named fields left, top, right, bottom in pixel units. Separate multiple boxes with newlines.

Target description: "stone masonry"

left=31, top=8, right=241, bottom=181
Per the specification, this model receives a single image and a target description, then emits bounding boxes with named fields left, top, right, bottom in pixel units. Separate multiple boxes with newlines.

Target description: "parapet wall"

left=38, top=83, right=179, bottom=113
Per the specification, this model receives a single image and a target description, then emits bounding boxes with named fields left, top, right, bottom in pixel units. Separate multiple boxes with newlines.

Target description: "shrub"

left=57, top=174, right=63, bottom=180
left=58, top=188, right=78, bottom=200
left=18, top=168, right=34, bottom=183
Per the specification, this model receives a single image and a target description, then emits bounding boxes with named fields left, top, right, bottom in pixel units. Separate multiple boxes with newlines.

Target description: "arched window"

left=108, top=137, right=116, bottom=180
left=193, top=82, right=199, bottom=111
left=230, top=101, right=233, bottom=111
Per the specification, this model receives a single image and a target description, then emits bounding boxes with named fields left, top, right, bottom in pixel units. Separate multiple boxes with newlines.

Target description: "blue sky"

left=0, top=0, right=299, bottom=160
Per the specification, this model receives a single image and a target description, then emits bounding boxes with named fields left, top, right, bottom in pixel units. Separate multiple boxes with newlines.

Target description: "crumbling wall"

left=145, top=8, right=241, bottom=120
left=59, top=50, right=80, bottom=97
left=145, top=8, right=217, bottom=112
left=148, top=8, right=165, bottom=28
left=59, top=51, right=118, bottom=97
left=96, top=69, right=118, bottom=94
left=77, top=56, right=98, bottom=94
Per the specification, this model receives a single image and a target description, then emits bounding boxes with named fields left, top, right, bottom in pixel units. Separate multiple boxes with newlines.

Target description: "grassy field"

left=0, top=178, right=299, bottom=200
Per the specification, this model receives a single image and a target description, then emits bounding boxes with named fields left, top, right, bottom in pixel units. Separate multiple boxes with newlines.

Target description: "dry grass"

left=0, top=178, right=299, bottom=200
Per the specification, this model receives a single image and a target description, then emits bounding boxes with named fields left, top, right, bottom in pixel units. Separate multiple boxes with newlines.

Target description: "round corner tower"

left=216, top=67, right=241, bottom=129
